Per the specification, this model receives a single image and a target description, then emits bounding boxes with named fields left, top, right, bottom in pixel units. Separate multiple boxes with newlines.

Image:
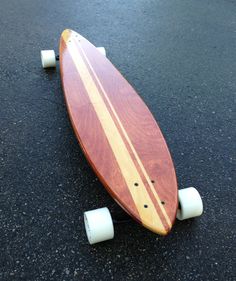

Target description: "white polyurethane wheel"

left=97, top=47, right=106, bottom=57
left=177, top=187, right=203, bottom=220
left=41, top=50, right=56, bottom=68
left=84, top=207, right=114, bottom=244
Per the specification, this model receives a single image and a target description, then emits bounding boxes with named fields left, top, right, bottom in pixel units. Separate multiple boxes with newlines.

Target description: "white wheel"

left=84, top=207, right=114, bottom=244
left=97, top=47, right=106, bottom=57
left=41, top=50, right=56, bottom=68
left=177, top=187, right=203, bottom=220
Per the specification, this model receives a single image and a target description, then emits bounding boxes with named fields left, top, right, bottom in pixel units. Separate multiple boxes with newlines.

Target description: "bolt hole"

left=151, top=180, right=155, bottom=183
left=144, top=204, right=148, bottom=208
left=134, top=182, right=139, bottom=187
left=161, top=201, right=165, bottom=205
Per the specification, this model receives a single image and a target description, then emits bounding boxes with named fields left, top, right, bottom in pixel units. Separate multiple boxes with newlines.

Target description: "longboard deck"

left=60, top=29, right=178, bottom=235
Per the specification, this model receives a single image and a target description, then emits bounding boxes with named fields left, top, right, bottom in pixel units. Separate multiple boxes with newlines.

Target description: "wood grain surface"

left=59, top=29, right=178, bottom=235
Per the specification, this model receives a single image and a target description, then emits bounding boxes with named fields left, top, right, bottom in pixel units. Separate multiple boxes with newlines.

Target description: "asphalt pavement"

left=0, top=0, right=235, bottom=280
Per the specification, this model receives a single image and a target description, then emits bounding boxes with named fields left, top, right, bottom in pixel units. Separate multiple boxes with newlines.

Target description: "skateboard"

left=41, top=29, right=203, bottom=244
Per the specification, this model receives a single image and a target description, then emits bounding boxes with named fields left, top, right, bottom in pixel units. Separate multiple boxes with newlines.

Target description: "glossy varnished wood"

left=59, top=29, right=178, bottom=235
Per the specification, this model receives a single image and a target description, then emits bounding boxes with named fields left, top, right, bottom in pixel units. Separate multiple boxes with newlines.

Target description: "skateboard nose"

left=142, top=220, right=170, bottom=236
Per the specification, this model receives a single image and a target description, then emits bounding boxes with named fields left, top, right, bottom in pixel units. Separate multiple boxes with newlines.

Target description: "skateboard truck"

left=82, top=187, right=203, bottom=244
left=41, top=47, right=106, bottom=69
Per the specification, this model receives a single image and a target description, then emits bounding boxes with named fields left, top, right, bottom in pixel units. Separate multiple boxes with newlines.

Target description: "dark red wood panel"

left=59, top=29, right=178, bottom=235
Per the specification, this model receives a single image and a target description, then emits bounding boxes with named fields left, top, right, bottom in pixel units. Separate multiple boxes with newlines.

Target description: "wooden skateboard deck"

left=59, top=29, right=178, bottom=235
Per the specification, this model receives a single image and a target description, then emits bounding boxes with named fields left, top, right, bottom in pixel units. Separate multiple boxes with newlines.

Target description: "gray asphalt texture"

left=0, top=0, right=235, bottom=280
